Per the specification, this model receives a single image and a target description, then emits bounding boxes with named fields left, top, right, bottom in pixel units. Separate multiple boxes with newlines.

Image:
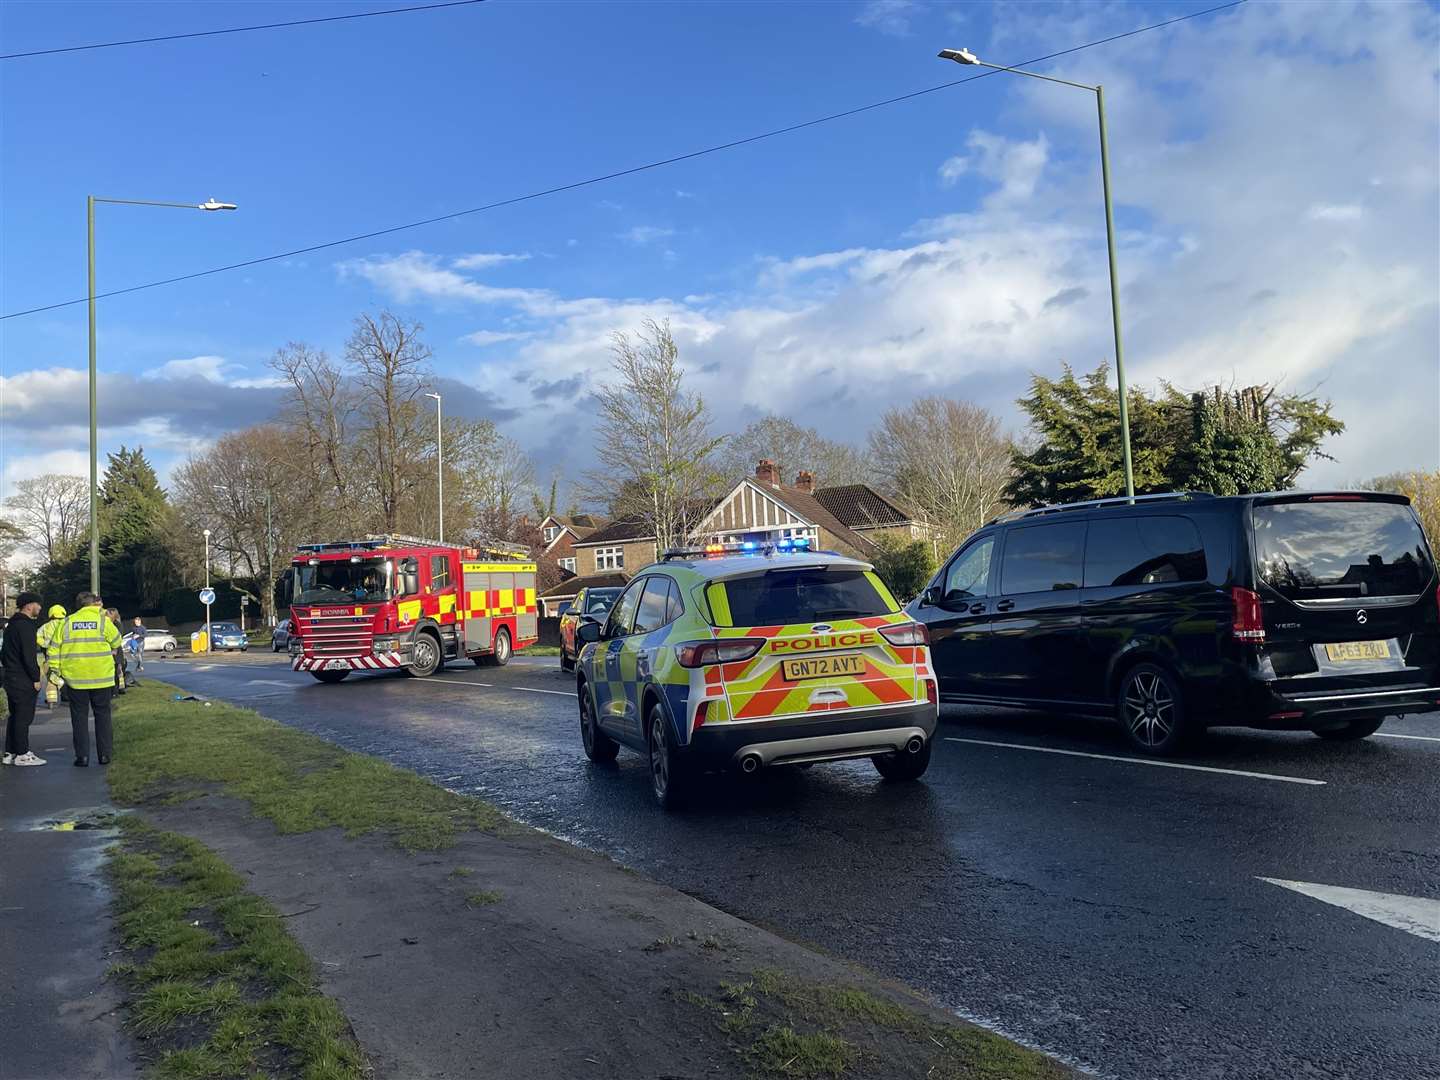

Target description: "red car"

left=558, top=586, right=623, bottom=671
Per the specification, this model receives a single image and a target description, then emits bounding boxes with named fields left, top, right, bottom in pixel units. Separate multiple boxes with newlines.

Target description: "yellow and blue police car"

left=573, top=539, right=939, bottom=808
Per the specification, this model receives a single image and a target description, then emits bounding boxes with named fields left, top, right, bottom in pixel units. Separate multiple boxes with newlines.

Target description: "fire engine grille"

left=297, top=612, right=373, bottom=658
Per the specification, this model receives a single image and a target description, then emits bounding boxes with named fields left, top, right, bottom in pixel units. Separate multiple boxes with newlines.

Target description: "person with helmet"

left=53, top=592, right=122, bottom=766
left=36, top=603, right=67, bottom=710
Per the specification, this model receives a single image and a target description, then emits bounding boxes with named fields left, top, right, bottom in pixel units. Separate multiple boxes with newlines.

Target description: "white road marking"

left=944, top=738, right=1326, bottom=785
left=245, top=679, right=295, bottom=688
left=1259, top=878, right=1440, bottom=943
left=412, top=679, right=571, bottom=697
left=1376, top=732, right=1440, bottom=743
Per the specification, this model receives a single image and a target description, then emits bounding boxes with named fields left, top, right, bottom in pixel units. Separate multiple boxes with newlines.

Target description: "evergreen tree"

left=97, top=446, right=178, bottom=613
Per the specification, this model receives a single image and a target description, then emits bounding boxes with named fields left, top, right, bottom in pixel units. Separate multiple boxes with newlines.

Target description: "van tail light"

left=1435, top=584, right=1440, bottom=622
left=1231, top=587, right=1266, bottom=643
left=676, top=638, right=765, bottom=668
left=878, top=622, right=930, bottom=647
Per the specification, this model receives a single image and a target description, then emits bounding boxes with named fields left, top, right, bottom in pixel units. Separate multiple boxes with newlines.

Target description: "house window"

left=543, top=525, right=561, bottom=544
left=595, top=546, right=625, bottom=571
left=558, top=557, right=576, bottom=572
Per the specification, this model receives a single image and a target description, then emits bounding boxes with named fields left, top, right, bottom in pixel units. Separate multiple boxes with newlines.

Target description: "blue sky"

left=2, top=0, right=1437, bottom=510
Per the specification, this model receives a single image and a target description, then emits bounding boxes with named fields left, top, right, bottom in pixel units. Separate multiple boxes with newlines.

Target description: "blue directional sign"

left=198, top=588, right=216, bottom=606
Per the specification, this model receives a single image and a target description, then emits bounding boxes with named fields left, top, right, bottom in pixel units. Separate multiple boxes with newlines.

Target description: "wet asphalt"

left=149, top=651, right=1440, bottom=1080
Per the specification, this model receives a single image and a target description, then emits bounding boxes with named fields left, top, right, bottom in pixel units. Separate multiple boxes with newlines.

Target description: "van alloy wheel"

left=1119, top=664, right=1186, bottom=753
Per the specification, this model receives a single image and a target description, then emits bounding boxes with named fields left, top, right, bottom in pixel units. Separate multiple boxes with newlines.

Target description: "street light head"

left=199, top=199, right=238, bottom=211
left=203, top=528, right=211, bottom=537
left=938, top=47, right=980, bottom=65
left=425, top=392, right=442, bottom=401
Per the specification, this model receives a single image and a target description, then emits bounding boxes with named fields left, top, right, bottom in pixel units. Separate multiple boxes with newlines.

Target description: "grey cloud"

left=529, top=375, right=584, bottom=403
left=1248, top=288, right=1279, bottom=305
left=1042, top=286, right=1090, bottom=311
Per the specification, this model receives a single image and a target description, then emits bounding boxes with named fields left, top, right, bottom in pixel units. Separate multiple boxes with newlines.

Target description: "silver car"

left=271, top=618, right=293, bottom=652
left=143, top=628, right=179, bottom=653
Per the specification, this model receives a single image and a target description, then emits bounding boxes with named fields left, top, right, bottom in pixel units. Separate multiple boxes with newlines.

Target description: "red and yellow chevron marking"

left=704, top=610, right=923, bottom=722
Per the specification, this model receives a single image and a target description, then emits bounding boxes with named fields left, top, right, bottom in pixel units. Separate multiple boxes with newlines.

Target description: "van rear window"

left=1253, top=501, right=1434, bottom=599
left=706, top=569, right=896, bottom=628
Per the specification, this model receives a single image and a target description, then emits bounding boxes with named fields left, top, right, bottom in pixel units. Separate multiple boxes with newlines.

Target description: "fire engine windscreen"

left=294, top=559, right=394, bottom=603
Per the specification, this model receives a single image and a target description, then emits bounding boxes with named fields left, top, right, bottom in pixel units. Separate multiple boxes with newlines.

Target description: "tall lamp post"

left=202, top=528, right=212, bottom=655
left=938, top=48, right=1135, bottom=502
left=87, top=196, right=238, bottom=591
left=425, top=391, right=444, bottom=542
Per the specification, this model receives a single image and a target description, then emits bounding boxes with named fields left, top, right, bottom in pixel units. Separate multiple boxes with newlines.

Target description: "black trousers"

left=69, top=687, right=113, bottom=761
left=4, top=681, right=37, bottom=756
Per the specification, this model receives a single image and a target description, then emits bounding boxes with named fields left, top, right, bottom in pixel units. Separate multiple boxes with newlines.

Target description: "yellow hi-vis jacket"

left=37, top=617, right=65, bottom=657
left=54, top=605, right=122, bottom=691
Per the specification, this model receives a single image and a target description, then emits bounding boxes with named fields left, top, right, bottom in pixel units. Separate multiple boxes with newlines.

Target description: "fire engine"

left=286, top=534, right=538, bottom=683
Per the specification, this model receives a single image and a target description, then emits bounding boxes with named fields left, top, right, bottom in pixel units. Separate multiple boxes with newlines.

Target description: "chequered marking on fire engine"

left=439, top=593, right=457, bottom=616
left=462, top=562, right=538, bottom=574
left=397, top=599, right=422, bottom=624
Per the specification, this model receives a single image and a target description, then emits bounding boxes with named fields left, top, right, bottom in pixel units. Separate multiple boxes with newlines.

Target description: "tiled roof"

left=813, top=485, right=920, bottom=529
left=572, top=517, right=653, bottom=546
left=764, top=483, right=877, bottom=556
left=551, top=513, right=605, bottom=539
left=539, top=571, right=630, bottom=598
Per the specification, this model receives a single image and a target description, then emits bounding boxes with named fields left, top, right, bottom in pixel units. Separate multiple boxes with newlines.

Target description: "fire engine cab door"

left=461, top=566, right=494, bottom=655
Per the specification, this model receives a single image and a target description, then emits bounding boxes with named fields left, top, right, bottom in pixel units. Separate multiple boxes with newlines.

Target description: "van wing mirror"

left=920, top=586, right=942, bottom=608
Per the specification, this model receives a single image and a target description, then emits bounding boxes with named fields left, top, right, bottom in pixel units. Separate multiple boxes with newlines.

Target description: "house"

left=537, top=513, right=605, bottom=575
left=566, top=461, right=930, bottom=578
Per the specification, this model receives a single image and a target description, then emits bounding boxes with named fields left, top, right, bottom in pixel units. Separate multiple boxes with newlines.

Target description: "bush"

left=871, top=535, right=935, bottom=604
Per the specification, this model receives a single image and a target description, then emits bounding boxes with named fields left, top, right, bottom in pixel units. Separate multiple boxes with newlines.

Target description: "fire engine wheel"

left=311, top=670, right=349, bottom=684
left=479, top=628, right=512, bottom=667
left=407, top=632, right=442, bottom=678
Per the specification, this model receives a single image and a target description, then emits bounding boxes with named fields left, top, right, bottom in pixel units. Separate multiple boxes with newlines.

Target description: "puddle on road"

left=18, top=807, right=127, bottom=834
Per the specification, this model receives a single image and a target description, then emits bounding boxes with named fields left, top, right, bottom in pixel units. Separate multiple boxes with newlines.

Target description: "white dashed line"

left=1376, top=732, right=1440, bottom=743
left=412, top=679, right=572, bottom=697
left=944, top=737, right=1326, bottom=785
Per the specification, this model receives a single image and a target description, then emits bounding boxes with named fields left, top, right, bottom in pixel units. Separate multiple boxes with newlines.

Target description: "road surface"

left=143, top=651, right=1440, bottom=1080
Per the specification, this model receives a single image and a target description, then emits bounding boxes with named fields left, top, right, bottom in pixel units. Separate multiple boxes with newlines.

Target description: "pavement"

left=151, top=650, right=1440, bottom=1080
left=0, top=703, right=135, bottom=1080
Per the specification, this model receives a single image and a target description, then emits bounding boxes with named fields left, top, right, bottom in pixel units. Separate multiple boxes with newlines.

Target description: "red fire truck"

left=286, top=534, right=538, bottom=682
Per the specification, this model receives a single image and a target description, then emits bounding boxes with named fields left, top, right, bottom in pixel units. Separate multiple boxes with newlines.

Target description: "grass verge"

left=679, top=969, right=1070, bottom=1079
left=109, top=817, right=364, bottom=1080
left=109, top=681, right=503, bottom=850
left=521, top=645, right=562, bottom=656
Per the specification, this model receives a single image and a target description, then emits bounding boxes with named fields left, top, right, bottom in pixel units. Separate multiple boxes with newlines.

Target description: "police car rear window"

left=705, top=569, right=895, bottom=628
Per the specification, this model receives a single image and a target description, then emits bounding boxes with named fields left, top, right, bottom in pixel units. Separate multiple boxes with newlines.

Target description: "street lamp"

left=425, top=391, right=444, bottom=542
left=202, top=527, right=212, bottom=655
left=87, top=195, right=237, bottom=591
left=938, top=48, right=1135, bottom=501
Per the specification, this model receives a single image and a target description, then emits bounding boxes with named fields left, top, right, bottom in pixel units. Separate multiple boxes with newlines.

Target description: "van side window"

left=943, top=538, right=995, bottom=602
left=1085, top=516, right=1207, bottom=587
left=1000, top=523, right=1086, bottom=594
left=429, top=555, right=452, bottom=590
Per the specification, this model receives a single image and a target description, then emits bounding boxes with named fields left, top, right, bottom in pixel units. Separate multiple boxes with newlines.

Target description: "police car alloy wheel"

left=579, top=684, right=618, bottom=763
left=648, top=705, right=687, bottom=810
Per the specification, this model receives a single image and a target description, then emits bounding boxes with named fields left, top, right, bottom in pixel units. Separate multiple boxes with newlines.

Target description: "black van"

left=909, top=491, right=1440, bottom=754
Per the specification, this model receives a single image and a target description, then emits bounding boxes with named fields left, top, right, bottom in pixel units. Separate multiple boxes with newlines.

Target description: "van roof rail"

left=989, top=491, right=1216, bottom=525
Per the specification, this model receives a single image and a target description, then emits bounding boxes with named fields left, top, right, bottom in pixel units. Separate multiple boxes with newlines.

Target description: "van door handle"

left=995, top=599, right=1015, bottom=612
left=969, top=602, right=987, bottom=615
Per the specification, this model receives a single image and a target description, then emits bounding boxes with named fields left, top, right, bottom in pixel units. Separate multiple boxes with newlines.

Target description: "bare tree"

left=346, top=312, right=433, bottom=533
left=270, top=342, right=357, bottom=509
left=870, top=397, right=1013, bottom=554
left=588, top=319, right=724, bottom=551
left=3, top=474, right=89, bottom=563
left=717, top=414, right=873, bottom=486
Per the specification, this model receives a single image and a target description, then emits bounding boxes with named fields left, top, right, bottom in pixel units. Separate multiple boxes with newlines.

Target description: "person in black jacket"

left=2, top=592, right=46, bottom=766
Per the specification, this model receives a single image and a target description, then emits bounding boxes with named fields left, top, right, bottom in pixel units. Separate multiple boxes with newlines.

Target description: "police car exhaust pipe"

left=905, top=736, right=925, bottom=755
left=739, top=753, right=762, bottom=774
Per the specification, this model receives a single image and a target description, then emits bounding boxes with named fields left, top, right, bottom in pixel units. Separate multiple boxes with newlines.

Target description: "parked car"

left=143, top=628, right=179, bottom=653
left=271, top=618, right=293, bottom=652
left=574, top=543, right=938, bottom=808
left=910, top=491, right=1440, bottom=755
left=209, top=622, right=248, bottom=651
left=558, top=587, right=623, bottom=671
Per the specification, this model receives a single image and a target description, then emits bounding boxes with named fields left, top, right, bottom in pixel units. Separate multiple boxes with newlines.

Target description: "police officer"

left=1, top=592, right=45, bottom=766
left=54, top=591, right=122, bottom=766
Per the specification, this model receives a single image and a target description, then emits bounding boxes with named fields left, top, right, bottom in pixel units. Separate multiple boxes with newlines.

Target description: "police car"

left=573, top=540, right=938, bottom=808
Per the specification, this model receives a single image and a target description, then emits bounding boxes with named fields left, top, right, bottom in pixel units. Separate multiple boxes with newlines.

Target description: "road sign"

left=240, top=595, right=249, bottom=606
left=199, top=588, right=216, bottom=605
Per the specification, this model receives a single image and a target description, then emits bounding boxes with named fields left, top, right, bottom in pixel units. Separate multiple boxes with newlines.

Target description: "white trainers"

left=11, top=752, right=46, bottom=767
left=1, top=753, right=12, bottom=766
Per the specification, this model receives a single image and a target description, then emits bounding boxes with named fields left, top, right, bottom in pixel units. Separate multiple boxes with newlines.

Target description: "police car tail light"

left=676, top=638, right=765, bottom=668
left=878, top=622, right=929, bottom=647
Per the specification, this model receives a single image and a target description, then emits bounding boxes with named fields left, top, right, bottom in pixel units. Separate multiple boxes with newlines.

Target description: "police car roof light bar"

left=661, top=537, right=815, bottom=562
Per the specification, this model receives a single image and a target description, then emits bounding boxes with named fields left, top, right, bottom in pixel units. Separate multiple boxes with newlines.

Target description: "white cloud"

left=461, top=329, right=533, bottom=347
left=619, top=225, right=675, bottom=246
left=1306, top=203, right=1365, bottom=223
left=855, top=0, right=917, bottom=37
left=937, top=131, right=1048, bottom=207
left=452, top=251, right=531, bottom=269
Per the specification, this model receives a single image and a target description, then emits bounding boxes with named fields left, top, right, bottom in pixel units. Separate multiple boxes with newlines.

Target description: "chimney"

left=755, top=459, right=780, bottom=486
left=794, top=470, right=815, bottom=494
